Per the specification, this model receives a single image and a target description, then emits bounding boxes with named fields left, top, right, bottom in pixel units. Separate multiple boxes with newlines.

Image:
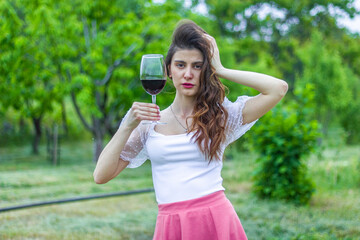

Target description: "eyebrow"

left=174, top=60, right=204, bottom=64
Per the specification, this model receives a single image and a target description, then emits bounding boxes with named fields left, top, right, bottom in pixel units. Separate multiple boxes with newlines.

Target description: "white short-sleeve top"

left=120, top=96, right=257, bottom=204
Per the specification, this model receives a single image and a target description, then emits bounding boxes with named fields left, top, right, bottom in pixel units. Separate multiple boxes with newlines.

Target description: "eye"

left=194, top=64, right=202, bottom=70
left=176, top=63, right=185, bottom=68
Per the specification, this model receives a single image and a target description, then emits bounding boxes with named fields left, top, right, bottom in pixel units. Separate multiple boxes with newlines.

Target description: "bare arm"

left=93, top=102, right=160, bottom=184
left=207, top=35, right=288, bottom=124
left=216, top=69, right=288, bottom=124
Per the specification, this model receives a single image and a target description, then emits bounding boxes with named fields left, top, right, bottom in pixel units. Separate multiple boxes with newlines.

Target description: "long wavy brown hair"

left=165, top=20, right=228, bottom=162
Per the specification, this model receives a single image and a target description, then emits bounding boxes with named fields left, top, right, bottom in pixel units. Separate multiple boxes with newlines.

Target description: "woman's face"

left=168, top=48, right=204, bottom=98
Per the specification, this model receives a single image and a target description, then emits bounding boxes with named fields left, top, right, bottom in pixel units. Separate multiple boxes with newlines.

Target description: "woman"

left=93, top=20, right=288, bottom=239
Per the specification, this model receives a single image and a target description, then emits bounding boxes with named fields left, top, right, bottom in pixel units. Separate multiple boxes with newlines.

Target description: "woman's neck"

left=171, top=95, right=196, bottom=117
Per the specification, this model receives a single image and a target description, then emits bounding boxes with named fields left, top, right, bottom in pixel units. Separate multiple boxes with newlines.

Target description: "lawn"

left=0, top=141, right=359, bottom=240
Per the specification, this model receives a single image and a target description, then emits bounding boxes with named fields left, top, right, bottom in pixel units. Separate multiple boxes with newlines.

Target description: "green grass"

left=0, top=141, right=360, bottom=239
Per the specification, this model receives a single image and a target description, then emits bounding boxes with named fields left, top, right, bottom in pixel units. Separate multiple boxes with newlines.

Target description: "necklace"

left=170, top=105, right=188, bottom=132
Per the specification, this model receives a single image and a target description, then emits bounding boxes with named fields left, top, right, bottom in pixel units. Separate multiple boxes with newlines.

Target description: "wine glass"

left=140, top=54, right=167, bottom=124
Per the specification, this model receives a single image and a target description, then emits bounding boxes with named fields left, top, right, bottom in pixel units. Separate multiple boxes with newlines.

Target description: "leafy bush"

left=251, top=84, right=320, bottom=204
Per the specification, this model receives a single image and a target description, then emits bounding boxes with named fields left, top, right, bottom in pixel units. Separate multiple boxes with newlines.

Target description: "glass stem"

left=152, top=95, right=156, bottom=105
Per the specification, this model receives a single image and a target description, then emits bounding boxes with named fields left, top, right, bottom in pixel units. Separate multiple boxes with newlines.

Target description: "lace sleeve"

left=223, top=96, right=258, bottom=146
left=119, top=110, right=150, bottom=168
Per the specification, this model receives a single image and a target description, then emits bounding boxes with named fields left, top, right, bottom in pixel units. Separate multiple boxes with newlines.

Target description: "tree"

left=58, top=0, right=185, bottom=161
left=195, top=0, right=359, bottom=89
left=335, top=33, right=360, bottom=143
left=193, top=0, right=360, bottom=143
left=0, top=0, right=195, bottom=160
left=296, top=31, right=355, bottom=135
left=0, top=0, right=65, bottom=153
left=197, top=0, right=358, bottom=39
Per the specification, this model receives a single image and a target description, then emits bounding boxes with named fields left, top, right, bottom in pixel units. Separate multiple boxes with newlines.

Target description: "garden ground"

left=0, top=142, right=359, bottom=239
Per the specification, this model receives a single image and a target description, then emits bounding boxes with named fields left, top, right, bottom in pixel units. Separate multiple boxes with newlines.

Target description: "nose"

left=184, top=66, right=193, bottom=80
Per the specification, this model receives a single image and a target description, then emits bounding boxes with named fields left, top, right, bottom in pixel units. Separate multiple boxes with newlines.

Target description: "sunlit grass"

left=0, top=195, right=157, bottom=240
left=1, top=141, right=360, bottom=239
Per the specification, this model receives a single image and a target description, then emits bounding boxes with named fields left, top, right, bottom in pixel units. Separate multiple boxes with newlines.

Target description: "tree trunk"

left=93, top=135, right=103, bottom=163
left=19, top=117, right=26, bottom=134
left=32, top=117, right=42, bottom=155
left=321, top=110, right=332, bottom=137
left=92, top=117, right=104, bottom=163
left=61, top=101, right=68, bottom=136
left=52, top=124, right=59, bottom=165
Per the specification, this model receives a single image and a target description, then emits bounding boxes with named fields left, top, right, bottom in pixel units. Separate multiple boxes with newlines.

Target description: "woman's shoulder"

left=222, top=95, right=252, bottom=109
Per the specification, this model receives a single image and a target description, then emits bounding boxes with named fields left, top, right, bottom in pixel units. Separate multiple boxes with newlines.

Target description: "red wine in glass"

left=140, top=54, right=167, bottom=124
left=141, top=79, right=166, bottom=95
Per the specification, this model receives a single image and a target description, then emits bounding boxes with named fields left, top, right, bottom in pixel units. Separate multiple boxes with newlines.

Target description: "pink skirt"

left=153, top=191, right=247, bottom=240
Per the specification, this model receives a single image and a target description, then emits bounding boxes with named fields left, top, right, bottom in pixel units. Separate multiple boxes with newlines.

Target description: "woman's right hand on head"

left=204, top=34, right=224, bottom=73
left=123, top=102, right=160, bottom=130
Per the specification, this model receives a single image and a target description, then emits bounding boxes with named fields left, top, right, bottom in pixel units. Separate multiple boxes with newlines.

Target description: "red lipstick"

left=182, top=83, right=194, bottom=88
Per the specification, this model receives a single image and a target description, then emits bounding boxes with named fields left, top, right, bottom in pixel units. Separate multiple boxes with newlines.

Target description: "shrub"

left=251, top=84, right=320, bottom=205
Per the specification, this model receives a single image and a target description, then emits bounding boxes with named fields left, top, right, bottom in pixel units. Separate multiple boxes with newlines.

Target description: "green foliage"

left=0, top=110, right=33, bottom=146
left=336, top=35, right=360, bottom=144
left=1, top=0, right=360, bottom=155
left=296, top=31, right=360, bottom=143
left=201, top=0, right=360, bottom=146
left=297, top=31, right=353, bottom=113
left=202, top=0, right=358, bottom=40
left=0, top=0, right=66, bottom=116
left=252, top=84, right=320, bottom=204
left=0, top=0, right=188, bottom=155
left=339, top=100, right=360, bottom=144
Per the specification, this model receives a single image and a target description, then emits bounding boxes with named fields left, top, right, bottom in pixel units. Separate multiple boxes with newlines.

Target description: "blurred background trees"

left=1, top=0, right=359, bottom=203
